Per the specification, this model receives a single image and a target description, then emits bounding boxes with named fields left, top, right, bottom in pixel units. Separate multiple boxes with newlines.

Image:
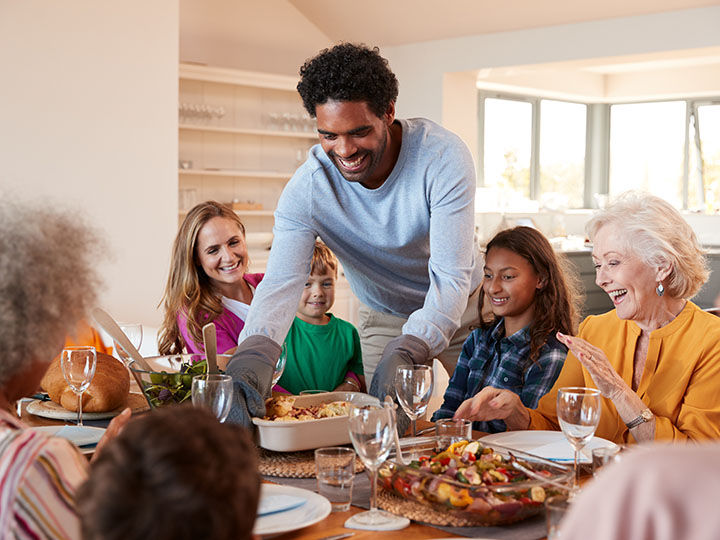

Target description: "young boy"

left=275, top=241, right=365, bottom=394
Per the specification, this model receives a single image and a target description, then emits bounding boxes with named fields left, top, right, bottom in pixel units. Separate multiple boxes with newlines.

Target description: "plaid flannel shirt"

left=433, top=318, right=567, bottom=433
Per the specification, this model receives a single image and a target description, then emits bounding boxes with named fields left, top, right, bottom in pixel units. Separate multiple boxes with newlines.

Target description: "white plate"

left=31, top=425, right=106, bottom=447
left=26, top=393, right=148, bottom=421
left=253, top=484, right=330, bottom=537
left=481, top=430, right=617, bottom=463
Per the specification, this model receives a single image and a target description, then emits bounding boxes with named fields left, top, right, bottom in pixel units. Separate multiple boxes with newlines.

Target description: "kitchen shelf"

left=179, top=123, right=316, bottom=140
left=178, top=169, right=292, bottom=180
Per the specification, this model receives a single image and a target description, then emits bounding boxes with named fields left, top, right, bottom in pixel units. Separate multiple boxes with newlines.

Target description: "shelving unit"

left=178, top=62, right=316, bottom=233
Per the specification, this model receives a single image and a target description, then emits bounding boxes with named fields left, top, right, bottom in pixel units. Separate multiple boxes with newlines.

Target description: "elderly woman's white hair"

left=586, top=191, right=708, bottom=299
left=0, top=198, right=102, bottom=386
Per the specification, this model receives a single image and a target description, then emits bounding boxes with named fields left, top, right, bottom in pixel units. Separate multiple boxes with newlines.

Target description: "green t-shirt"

left=277, top=314, right=363, bottom=395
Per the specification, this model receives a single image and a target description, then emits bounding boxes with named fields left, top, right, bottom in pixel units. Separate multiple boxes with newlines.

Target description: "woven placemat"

left=377, top=489, right=540, bottom=527
left=257, top=447, right=365, bottom=478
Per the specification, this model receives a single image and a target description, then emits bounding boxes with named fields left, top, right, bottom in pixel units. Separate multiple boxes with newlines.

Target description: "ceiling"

left=288, top=0, right=720, bottom=47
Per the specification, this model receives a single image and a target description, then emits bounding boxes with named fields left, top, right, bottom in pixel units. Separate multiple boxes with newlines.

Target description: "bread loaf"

left=41, top=352, right=130, bottom=412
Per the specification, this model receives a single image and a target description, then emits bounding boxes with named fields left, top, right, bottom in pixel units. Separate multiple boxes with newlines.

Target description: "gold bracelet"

left=344, top=377, right=360, bottom=390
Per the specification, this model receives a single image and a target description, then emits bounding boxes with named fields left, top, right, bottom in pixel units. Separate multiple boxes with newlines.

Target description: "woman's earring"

left=656, top=282, right=665, bottom=297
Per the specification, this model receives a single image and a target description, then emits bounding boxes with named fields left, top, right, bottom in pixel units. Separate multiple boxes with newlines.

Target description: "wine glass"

left=114, top=322, right=143, bottom=365
left=345, top=405, right=409, bottom=531
left=271, top=341, right=287, bottom=386
left=394, top=365, right=433, bottom=437
left=60, top=346, right=97, bottom=426
left=191, top=374, right=234, bottom=423
left=557, top=387, right=602, bottom=495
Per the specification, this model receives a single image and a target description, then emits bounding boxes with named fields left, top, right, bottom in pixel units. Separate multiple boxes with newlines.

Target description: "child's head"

left=482, top=226, right=581, bottom=360
left=77, top=406, right=261, bottom=540
left=297, top=241, right=338, bottom=324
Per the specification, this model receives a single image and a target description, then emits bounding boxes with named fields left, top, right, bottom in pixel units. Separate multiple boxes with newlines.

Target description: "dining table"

left=17, top=404, right=556, bottom=540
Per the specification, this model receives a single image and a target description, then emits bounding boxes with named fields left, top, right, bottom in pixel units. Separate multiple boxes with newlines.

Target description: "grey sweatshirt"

left=239, top=117, right=483, bottom=356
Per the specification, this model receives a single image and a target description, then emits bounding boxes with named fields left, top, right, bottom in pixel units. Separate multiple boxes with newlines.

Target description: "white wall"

left=383, top=6, right=720, bottom=123
left=0, top=1, right=178, bottom=327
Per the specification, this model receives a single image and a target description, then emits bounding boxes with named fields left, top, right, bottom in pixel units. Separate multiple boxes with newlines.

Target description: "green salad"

left=139, top=359, right=211, bottom=408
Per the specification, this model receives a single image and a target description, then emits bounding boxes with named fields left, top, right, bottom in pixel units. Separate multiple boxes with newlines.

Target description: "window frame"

left=477, top=91, right=720, bottom=209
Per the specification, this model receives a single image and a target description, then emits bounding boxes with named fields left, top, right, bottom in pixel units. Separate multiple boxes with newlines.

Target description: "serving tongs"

left=384, top=396, right=410, bottom=465
left=508, top=451, right=571, bottom=492
left=92, top=308, right=153, bottom=392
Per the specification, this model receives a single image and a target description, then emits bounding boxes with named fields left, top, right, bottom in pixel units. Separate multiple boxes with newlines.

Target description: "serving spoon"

left=384, top=396, right=410, bottom=465
left=202, top=322, right=219, bottom=374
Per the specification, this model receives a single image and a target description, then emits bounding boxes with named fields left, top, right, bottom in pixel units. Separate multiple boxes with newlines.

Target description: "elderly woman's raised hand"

left=556, top=332, right=627, bottom=399
left=453, top=386, right=530, bottom=430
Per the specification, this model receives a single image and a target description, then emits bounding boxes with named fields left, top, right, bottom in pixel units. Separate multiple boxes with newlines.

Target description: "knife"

left=317, top=533, right=354, bottom=540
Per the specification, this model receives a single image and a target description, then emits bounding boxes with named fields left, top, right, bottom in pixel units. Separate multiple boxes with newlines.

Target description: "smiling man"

left=229, top=43, right=482, bottom=423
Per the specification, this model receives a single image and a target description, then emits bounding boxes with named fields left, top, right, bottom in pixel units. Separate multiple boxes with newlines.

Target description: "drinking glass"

left=114, top=322, right=143, bottom=365
left=345, top=405, right=409, bottom=530
left=271, top=341, right=287, bottom=386
left=315, top=447, right=355, bottom=512
left=191, top=374, right=234, bottom=422
left=60, top=346, right=97, bottom=426
left=394, top=365, right=433, bottom=437
left=557, top=387, right=602, bottom=494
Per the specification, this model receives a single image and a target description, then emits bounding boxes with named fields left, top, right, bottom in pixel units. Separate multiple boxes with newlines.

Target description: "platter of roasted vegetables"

left=378, top=439, right=571, bottom=526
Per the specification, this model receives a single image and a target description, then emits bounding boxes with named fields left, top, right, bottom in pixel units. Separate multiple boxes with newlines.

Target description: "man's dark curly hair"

left=297, top=42, right=399, bottom=118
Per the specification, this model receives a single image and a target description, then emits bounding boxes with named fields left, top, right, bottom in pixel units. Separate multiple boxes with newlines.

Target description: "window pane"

left=483, top=98, right=532, bottom=199
left=692, top=104, right=720, bottom=212
left=539, top=100, right=586, bottom=208
left=609, top=101, right=686, bottom=208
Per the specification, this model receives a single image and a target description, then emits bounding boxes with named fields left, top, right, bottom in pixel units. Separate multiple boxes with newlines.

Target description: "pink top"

left=178, top=273, right=264, bottom=354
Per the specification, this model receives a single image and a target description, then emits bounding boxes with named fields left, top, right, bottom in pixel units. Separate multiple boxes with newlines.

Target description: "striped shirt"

left=432, top=318, right=567, bottom=433
left=0, top=409, right=87, bottom=540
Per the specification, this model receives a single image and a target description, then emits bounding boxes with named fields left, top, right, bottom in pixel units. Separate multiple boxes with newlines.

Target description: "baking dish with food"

left=378, top=438, right=572, bottom=526
left=252, top=391, right=380, bottom=452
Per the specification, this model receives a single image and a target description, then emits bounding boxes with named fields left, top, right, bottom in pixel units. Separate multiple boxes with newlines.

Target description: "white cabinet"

left=178, top=62, right=316, bottom=236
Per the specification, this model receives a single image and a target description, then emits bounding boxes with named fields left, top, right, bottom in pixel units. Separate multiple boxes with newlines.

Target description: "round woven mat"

left=257, top=447, right=365, bottom=478
left=377, top=489, right=538, bottom=527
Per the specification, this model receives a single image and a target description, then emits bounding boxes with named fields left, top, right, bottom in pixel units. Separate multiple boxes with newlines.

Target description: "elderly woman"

left=0, top=199, right=129, bottom=539
left=455, top=192, right=720, bottom=443
left=158, top=201, right=263, bottom=355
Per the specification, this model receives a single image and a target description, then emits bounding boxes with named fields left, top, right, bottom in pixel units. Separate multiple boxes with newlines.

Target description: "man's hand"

left=91, top=407, right=132, bottom=461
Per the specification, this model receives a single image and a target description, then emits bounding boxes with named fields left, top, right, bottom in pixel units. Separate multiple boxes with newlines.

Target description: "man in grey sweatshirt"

left=226, top=43, right=482, bottom=429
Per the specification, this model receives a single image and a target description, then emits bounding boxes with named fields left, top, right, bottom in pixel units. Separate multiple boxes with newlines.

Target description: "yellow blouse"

left=529, top=301, right=720, bottom=443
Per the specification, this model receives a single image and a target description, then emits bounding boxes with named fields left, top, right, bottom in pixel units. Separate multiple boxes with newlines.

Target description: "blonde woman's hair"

left=158, top=201, right=246, bottom=354
left=586, top=191, right=708, bottom=299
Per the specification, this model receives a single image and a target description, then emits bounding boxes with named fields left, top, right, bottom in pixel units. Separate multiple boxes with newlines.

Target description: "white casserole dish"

left=252, top=391, right=380, bottom=452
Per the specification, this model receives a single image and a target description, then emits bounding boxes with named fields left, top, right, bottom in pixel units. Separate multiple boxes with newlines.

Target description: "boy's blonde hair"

left=310, top=240, right=338, bottom=278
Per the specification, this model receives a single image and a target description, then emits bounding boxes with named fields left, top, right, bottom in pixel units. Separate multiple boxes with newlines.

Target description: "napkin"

left=257, top=494, right=306, bottom=516
left=530, top=439, right=593, bottom=463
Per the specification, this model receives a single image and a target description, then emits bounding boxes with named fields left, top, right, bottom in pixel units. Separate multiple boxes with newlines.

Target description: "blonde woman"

left=158, top=201, right=263, bottom=355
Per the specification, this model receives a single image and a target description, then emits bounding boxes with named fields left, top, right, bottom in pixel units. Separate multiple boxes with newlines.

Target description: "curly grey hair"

left=587, top=191, right=709, bottom=300
left=0, top=198, right=103, bottom=386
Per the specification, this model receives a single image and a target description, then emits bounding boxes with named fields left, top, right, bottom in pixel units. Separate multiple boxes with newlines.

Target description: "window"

left=609, top=101, right=686, bottom=208
left=478, top=92, right=720, bottom=211
left=482, top=97, right=532, bottom=199
left=479, top=94, right=587, bottom=209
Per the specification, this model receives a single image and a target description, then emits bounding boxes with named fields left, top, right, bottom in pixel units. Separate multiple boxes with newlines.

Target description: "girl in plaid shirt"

left=434, top=226, right=581, bottom=432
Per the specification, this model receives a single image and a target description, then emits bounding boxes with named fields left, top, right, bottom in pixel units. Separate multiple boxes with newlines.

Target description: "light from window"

left=539, top=100, right=586, bottom=209
left=483, top=98, right=532, bottom=199
left=609, top=101, right=686, bottom=207
left=689, top=104, right=720, bottom=212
